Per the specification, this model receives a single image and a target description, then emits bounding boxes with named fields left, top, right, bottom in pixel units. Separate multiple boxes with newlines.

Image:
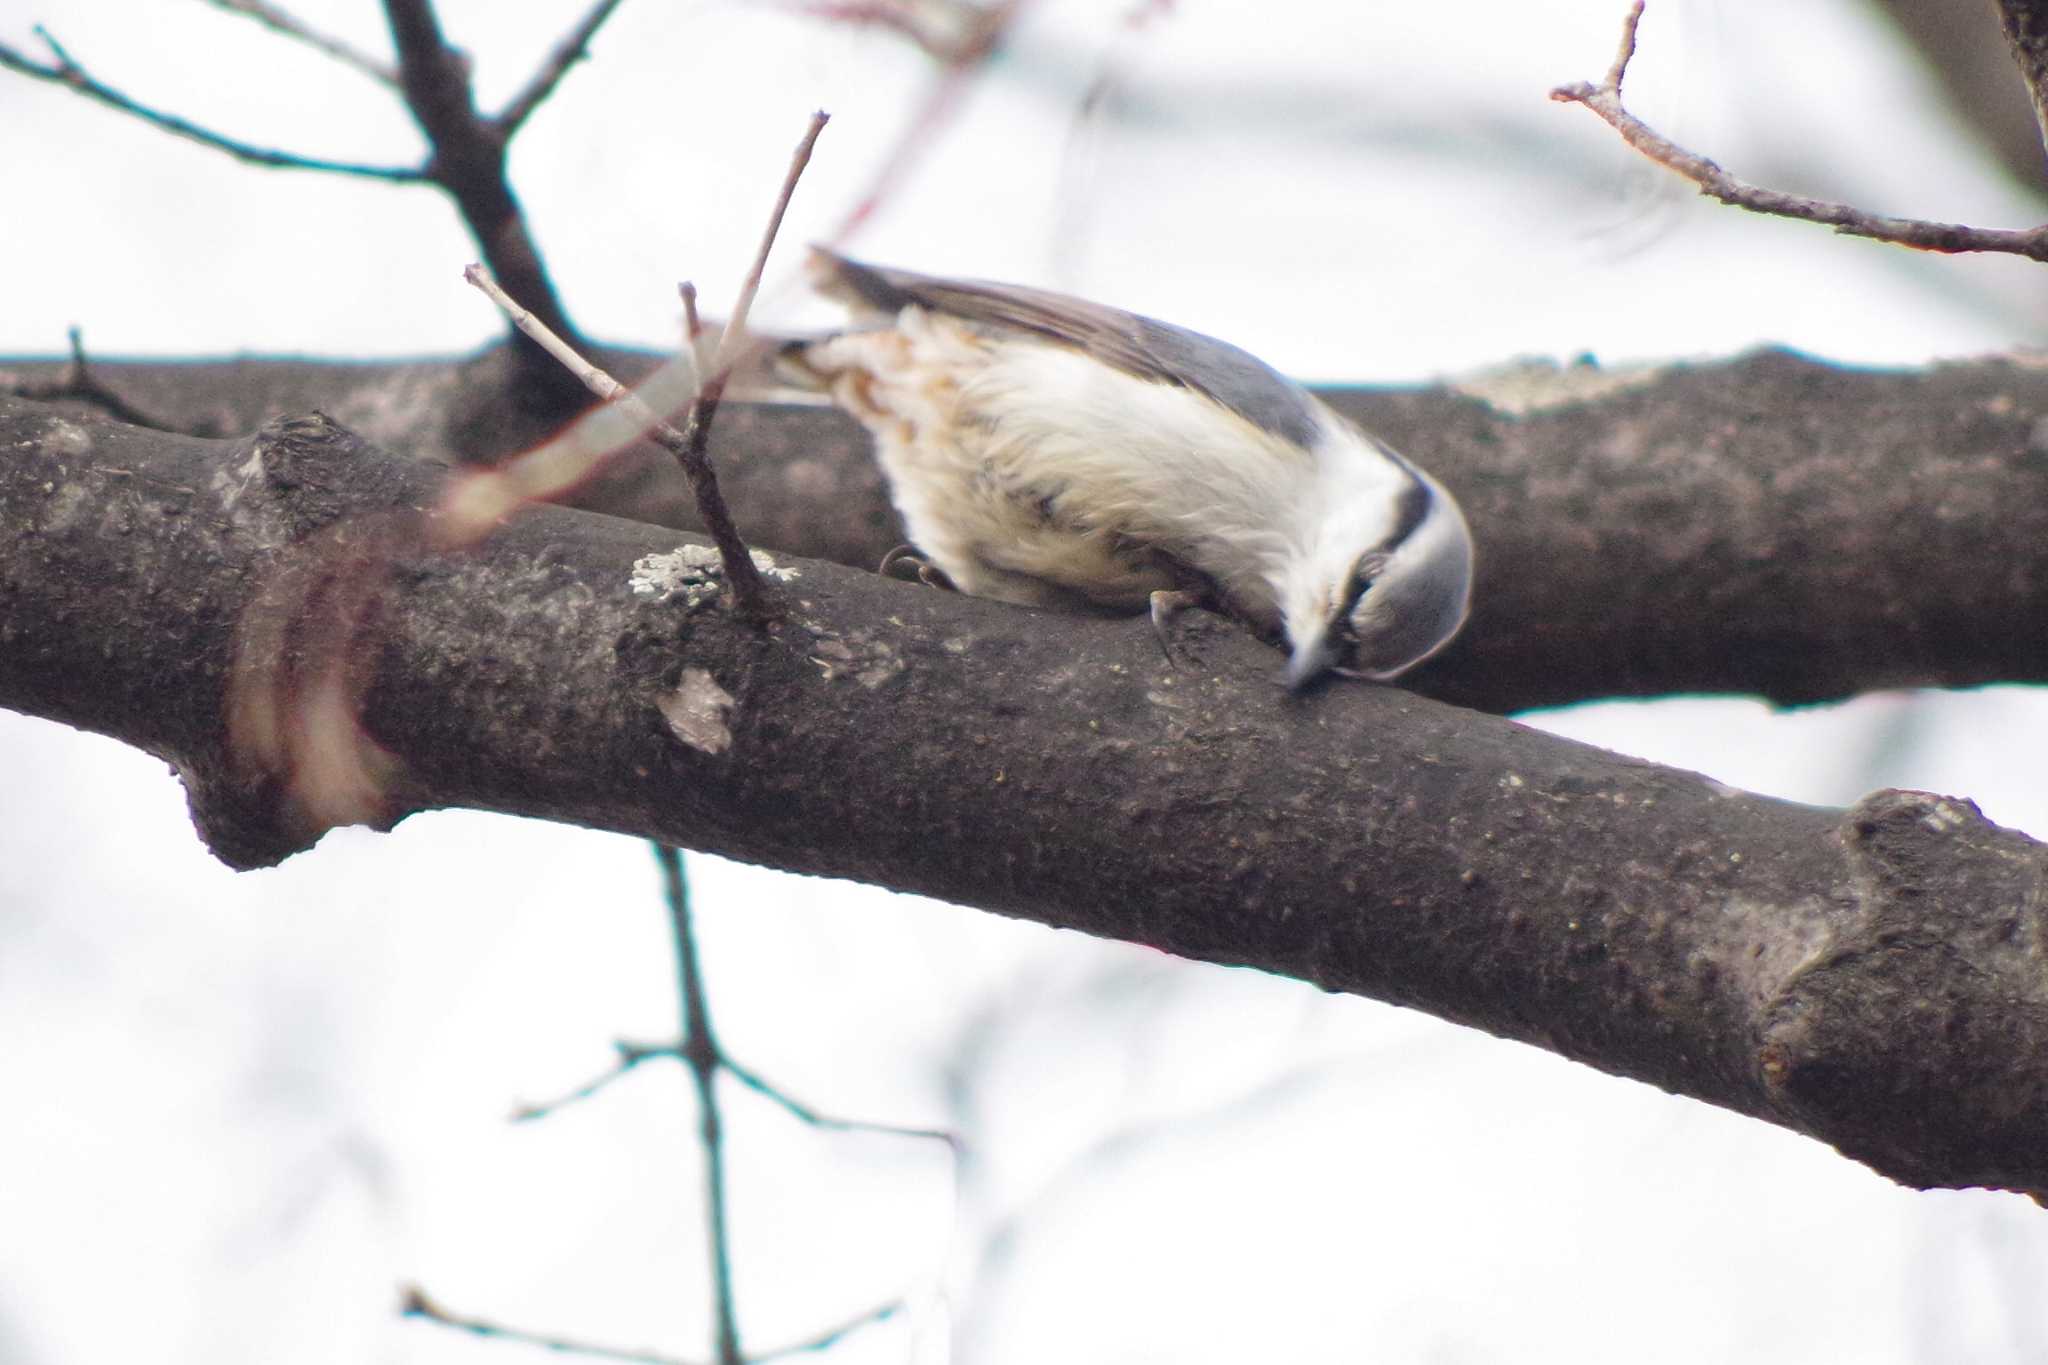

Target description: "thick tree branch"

left=1553, top=2, right=2048, bottom=262
left=9, top=345, right=2048, bottom=711
left=6, top=394, right=2048, bottom=1198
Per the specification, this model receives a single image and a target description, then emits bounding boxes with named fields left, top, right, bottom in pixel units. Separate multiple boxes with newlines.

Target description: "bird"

left=778, top=248, right=1473, bottom=690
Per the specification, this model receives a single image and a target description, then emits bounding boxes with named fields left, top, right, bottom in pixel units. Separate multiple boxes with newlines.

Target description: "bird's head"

left=1277, top=458, right=1473, bottom=692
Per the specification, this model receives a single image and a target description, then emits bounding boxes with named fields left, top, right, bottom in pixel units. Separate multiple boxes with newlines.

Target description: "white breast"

left=804, top=308, right=1333, bottom=625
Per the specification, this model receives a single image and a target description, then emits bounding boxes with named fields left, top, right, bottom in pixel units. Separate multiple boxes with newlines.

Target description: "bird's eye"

left=1339, top=553, right=1387, bottom=623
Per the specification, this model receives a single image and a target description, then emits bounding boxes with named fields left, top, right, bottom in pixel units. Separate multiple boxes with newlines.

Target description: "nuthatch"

left=780, top=249, right=1473, bottom=690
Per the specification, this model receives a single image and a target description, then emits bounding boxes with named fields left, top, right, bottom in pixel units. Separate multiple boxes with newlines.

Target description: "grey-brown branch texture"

left=6, top=384, right=2048, bottom=1199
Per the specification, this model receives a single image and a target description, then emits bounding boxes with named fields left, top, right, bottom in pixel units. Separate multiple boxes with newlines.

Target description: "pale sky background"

left=6, top=1, right=2048, bottom=1362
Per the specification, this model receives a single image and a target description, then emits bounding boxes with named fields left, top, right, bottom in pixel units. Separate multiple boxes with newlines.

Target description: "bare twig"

left=450, top=110, right=827, bottom=614
left=1551, top=1, right=2048, bottom=263
left=402, top=1284, right=700, bottom=1365
left=1994, top=0, right=2048, bottom=165
left=723, top=1059, right=961, bottom=1149
left=680, top=280, right=710, bottom=380
left=750, top=1299, right=903, bottom=1361
left=0, top=27, right=423, bottom=180
left=1, top=327, right=194, bottom=433
left=708, top=112, right=828, bottom=386
left=510, top=1039, right=670, bottom=1121
left=656, top=845, right=744, bottom=1365
left=199, top=0, right=399, bottom=87
left=497, top=0, right=628, bottom=135
left=401, top=1282, right=903, bottom=1364
left=514, top=1041, right=960, bottom=1153
left=462, top=264, right=771, bottom=619
left=655, top=110, right=831, bottom=618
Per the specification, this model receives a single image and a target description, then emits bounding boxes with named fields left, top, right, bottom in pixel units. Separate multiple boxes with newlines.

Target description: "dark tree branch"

left=1, top=4, right=608, bottom=401
left=8, top=395, right=2048, bottom=1198
left=200, top=0, right=400, bottom=88
left=11, top=344, right=2044, bottom=712
left=379, top=0, right=585, bottom=393
left=0, top=27, right=423, bottom=180
left=1553, top=2, right=2048, bottom=262
left=496, top=0, right=629, bottom=136
left=1994, top=0, right=2048, bottom=165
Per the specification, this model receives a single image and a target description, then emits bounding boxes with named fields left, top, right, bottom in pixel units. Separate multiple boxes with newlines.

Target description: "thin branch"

left=402, top=1284, right=701, bottom=1365
left=1551, top=1, right=2048, bottom=263
left=401, top=1283, right=903, bottom=1364
left=464, top=265, right=630, bottom=401
left=496, top=0, right=629, bottom=136
left=1, top=327, right=196, bottom=434
left=0, top=27, right=423, bottom=181
left=455, top=109, right=824, bottom=616
left=198, top=0, right=398, bottom=87
left=751, top=1299, right=903, bottom=1362
left=463, top=263, right=771, bottom=619
left=508, top=1039, right=668, bottom=1121
left=656, top=845, right=744, bottom=1365
left=723, top=1058, right=961, bottom=1149
left=514, top=1039, right=960, bottom=1152
left=680, top=280, right=711, bottom=380
left=657, top=109, right=831, bottom=617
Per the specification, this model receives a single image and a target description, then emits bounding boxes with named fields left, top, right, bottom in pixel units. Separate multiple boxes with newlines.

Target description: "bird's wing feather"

left=809, top=248, right=1322, bottom=449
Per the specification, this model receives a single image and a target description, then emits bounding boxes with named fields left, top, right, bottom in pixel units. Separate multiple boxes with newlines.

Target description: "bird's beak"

left=1285, top=630, right=1343, bottom=693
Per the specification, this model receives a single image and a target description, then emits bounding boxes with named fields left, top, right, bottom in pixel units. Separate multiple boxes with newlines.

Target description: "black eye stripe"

left=1377, top=469, right=1431, bottom=556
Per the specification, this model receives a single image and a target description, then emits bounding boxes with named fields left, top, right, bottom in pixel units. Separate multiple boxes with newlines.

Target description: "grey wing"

left=809, top=247, right=1323, bottom=449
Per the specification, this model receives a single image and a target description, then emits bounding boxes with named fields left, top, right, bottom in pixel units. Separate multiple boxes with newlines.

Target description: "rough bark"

left=11, top=346, right=2048, bottom=711
left=1994, top=0, right=2048, bottom=170
left=5, top=395, right=2048, bottom=1197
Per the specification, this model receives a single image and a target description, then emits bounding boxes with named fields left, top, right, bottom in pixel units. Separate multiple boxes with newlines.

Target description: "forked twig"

left=463, top=264, right=769, bottom=620
left=460, top=110, right=830, bottom=621
left=402, top=1282, right=903, bottom=1364
left=1551, top=1, right=2048, bottom=263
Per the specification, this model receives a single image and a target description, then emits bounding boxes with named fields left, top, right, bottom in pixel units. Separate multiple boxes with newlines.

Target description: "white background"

left=6, top=1, right=2048, bottom=1361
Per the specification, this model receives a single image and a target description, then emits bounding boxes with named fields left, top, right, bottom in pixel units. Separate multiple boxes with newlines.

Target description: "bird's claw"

left=878, top=544, right=957, bottom=592
left=1148, top=587, right=1209, bottom=665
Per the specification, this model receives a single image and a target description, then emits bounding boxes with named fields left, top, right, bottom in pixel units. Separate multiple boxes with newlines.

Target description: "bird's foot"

left=878, top=544, right=958, bottom=592
left=1148, top=587, right=1212, bottom=665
